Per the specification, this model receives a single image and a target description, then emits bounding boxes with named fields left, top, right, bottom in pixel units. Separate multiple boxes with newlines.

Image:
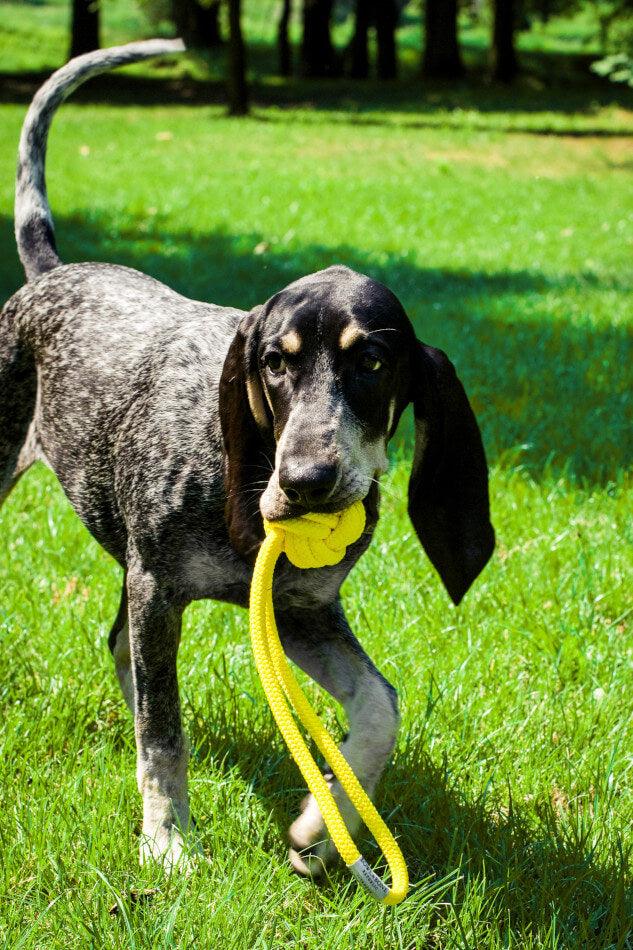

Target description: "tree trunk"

left=422, top=0, right=463, bottom=79
left=490, top=0, right=517, bottom=82
left=199, top=0, right=222, bottom=47
left=170, top=0, right=222, bottom=50
left=350, top=0, right=371, bottom=79
left=376, top=0, right=398, bottom=80
left=277, top=0, right=293, bottom=77
left=301, top=0, right=336, bottom=78
left=227, top=0, right=249, bottom=116
left=69, top=0, right=100, bottom=60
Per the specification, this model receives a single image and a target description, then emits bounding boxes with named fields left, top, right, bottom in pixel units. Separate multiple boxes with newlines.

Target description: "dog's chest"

left=178, top=544, right=349, bottom=611
left=180, top=548, right=250, bottom=605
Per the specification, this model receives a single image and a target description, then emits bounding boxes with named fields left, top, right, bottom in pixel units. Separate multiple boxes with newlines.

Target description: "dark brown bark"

left=422, top=0, right=463, bottom=79
left=350, top=0, right=371, bottom=78
left=490, top=0, right=517, bottom=82
left=277, top=0, right=293, bottom=77
left=376, top=0, right=398, bottom=80
left=350, top=0, right=398, bottom=79
left=69, top=0, right=100, bottom=60
left=170, top=0, right=222, bottom=50
left=205, top=0, right=223, bottom=46
left=301, top=0, right=336, bottom=77
left=227, top=0, right=249, bottom=115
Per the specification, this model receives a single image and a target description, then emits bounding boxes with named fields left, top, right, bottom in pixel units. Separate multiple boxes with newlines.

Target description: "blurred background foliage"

left=2, top=0, right=633, bottom=111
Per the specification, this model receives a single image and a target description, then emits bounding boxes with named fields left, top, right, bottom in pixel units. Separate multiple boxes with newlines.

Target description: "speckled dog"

left=1, top=40, right=494, bottom=875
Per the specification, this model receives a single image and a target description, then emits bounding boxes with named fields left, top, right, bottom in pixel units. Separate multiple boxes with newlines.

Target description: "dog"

left=1, top=39, right=494, bottom=876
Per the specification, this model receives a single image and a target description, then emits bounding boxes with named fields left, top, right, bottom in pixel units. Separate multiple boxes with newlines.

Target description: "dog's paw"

left=288, top=777, right=358, bottom=879
left=139, top=825, right=202, bottom=875
left=288, top=841, right=337, bottom=879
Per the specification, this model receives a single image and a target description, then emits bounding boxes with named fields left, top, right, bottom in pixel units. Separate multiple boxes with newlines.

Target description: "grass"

left=1, top=10, right=633, bottom=949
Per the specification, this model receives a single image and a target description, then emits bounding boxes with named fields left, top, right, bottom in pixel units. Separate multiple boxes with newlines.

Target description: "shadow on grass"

left=1, top=213, right=630, bottom=486
left=187, top=698, right=632, bottom=947
left=1, top=53, right=632, bottom=138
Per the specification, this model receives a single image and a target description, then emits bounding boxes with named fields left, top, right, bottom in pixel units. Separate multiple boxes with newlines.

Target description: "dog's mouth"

left=279, top=494, right=363, bottom=520
left=260, top=473, right=370, bottom=523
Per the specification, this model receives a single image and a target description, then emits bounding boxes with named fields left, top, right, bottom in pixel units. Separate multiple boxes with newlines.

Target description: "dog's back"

left=2, top=260, right=242, bottom=559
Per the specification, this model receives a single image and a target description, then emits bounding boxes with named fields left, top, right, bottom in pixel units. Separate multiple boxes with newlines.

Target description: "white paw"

left=139, top=825, right=200, bottom=875
left=288, top=777, right=360, bottom=879
left=288, top=846, right=327, bottom=878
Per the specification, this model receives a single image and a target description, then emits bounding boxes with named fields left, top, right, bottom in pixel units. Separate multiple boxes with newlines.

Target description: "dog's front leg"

left=126, top=561, right=191, bottom=871
left=277, top=601, right=400, bottom=878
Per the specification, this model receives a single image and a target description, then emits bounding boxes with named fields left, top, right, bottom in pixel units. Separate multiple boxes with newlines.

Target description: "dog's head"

left=219, top=265, right=494, bottom=603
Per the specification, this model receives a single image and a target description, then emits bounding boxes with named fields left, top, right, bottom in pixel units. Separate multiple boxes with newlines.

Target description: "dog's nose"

left=279, top=462, right=340, bottom=508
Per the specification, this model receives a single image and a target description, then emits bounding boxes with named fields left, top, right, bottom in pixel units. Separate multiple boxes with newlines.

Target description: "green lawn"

left=1, top=36, right=633, bottom=950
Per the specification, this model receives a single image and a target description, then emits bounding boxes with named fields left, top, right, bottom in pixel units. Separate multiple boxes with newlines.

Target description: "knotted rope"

left=249, top=500, right=409, bottom=905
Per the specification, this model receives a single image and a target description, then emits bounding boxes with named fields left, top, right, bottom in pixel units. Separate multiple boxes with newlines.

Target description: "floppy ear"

left=219, top=307, right=274, bottom=560
left=408, top=342, right=494, bottom=605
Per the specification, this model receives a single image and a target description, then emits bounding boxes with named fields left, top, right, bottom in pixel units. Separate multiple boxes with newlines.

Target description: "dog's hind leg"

left=0, top=312, right=38, bottom=508
left=126, top=557, right=192, bottom=871
left=108, top=578, right=135, bottom=713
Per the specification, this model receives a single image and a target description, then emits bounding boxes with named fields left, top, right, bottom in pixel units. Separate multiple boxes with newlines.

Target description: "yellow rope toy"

left=249, top=500, right=409, bottom=905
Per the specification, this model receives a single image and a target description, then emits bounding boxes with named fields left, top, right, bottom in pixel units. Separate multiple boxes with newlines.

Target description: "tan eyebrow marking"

left=339, top=323, right=367, bottom=350
left=280, top=330, right=302, bottom=354
left=246, top=375, right=269, bottom=429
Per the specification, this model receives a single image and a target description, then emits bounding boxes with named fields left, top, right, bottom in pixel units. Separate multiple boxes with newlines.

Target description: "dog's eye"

left=359, top=353, right=382, bottom=373
left=263, top=351, right=286, bottom=374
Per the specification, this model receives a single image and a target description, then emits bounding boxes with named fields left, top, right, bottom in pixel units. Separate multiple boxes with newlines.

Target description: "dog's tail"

left=15, top=38, right=185, bottom=283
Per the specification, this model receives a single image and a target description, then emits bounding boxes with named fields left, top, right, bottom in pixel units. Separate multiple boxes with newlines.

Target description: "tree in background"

left=136, top=0, right=247, bottom=115
left=422, top=0, right=463, bottom=78
left=137, top=0, right=223, bottom=49
left=277, top=0, right=293, bottom=76
left=170, top=0, right=223, bottom=50
left=69, top=0, right=100, bottom=59
left=350, top=0, right=399, bottom=79
left=350, top=0, right=372, bottom=76
left=490, top=0, right=517, bottom=81
left=227, top=0, right=248, bottom=114
left=302, top=0, right=337, bottom=76
left=375, top=0, right=399, bottom=78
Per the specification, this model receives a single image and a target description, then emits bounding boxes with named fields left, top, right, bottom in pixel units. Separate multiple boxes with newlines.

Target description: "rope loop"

left=263, top=501, right=366, bottom=569
left=251, top=500, right=409, bottom=905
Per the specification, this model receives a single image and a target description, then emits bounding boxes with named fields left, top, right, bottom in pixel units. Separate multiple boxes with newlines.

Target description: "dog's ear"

left=408, top=342, right=494, bottom=604
left=219, top=306, right=273, bottom=559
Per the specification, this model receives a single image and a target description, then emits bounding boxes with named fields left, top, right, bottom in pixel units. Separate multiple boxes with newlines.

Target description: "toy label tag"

left=348, top=857, right=390, bottom=901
